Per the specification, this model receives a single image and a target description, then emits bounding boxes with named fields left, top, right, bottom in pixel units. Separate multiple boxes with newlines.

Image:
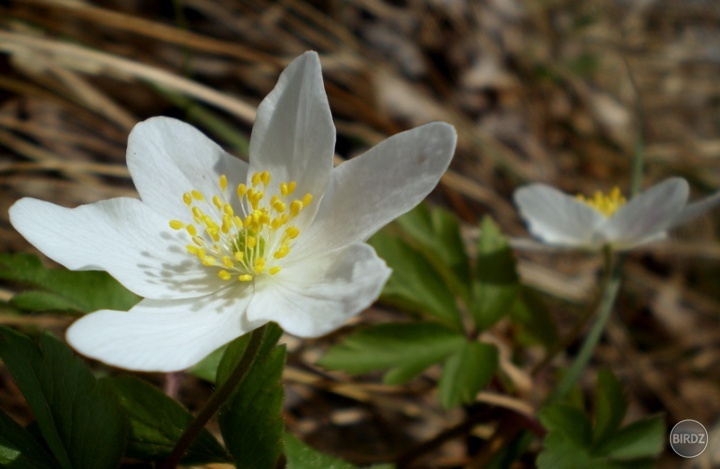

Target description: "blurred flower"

left=514, top=177, right=720, bottom=251
left=10, top=52, right=457, bottom=372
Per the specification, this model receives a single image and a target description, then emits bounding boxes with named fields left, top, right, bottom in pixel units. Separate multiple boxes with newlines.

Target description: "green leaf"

left=368, top=232, right=463, bottom=330
left=537, top=404, right=609, bottom=469
left=188, top=343, right=228, bottom=383
left=284, top=433, right=357, bottom=469
left=438, top=341, right=498, bottom=409
left=318, top=323, right=466, bottom=384
left=593, top=369, right=627, bottom=444
left=0, top=253, right=139, bottom=314
left=0, top=327, right=127, bottom=469
left=216, top=322, right=283, bottom=385
left=107, top=376, right=230, bottom=464
left=509, top=287, right=558, bottom=348
left=471, top=217, right=519, bottom=330
left=596, top=415, right=665, bottom=461
left=0, top=409, right=58, bottom=469
left=395, top=203, right=471, bottom=296
left=218, top=333, right=286, bottom=469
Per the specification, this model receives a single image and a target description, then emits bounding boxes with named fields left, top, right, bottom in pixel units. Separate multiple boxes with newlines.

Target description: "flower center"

left=169, top=171, right=312, bottom=283
left=575, top=186, right=626, bottom=217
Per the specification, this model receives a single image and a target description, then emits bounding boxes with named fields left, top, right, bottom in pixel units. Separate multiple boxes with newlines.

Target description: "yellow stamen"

left=576, top=186, right=627, bottom=217
left=173, top=172, right=310, bottom=283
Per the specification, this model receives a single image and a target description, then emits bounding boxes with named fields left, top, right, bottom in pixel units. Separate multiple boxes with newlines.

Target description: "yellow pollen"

left=174, top=173, right=309, bottom=283
left=290, top=200, right=303, bottom=216
left=576, top=187, right=627, bottom=217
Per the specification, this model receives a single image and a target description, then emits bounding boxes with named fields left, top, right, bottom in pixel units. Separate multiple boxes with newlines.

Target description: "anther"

left=169, top=220, right=184, bottom=230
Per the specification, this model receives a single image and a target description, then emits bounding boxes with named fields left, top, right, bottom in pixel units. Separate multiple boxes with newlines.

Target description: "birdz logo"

left=669, top=420, right=708, bottom=458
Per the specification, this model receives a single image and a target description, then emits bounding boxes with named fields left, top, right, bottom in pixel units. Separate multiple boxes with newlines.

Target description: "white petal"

left=601, top=178, right=689, bottom=249
left=292, top=122, right=456, bottom=257
left=66, top=286, right=261, bottom=372
left=9, top=197, right=224, bottom=299
left=514, top=184, right=606, bottom=248
left=128, top=117, right=248, bottom=218
left=670, top=189, right=720, bottom=228
left=247, top=243, right=390, bottom=337
left=248, top=52, right=334, bottom=229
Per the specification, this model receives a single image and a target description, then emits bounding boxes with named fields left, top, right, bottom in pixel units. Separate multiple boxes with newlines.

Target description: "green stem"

left=547, top=247, right=623, bottom=404
left=159, top=324, right=268, bottom=469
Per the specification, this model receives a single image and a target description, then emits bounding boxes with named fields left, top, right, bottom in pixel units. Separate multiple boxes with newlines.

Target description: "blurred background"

left=1, top=0, right=719, bottom=467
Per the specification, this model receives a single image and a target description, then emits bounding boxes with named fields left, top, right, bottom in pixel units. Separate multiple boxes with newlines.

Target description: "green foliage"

left=107, top=376, right=230, bottom=464
left=218, top=327, right=286, bottom=469
left=439, top=341, right=498, bottom=409
left=318, top=323, right=466, bottom=385
left=0, top=253, right=139, bottom=314
left=321, top=205, right=528, bottom=407
left=471, top=216, right=519, bottom=330
left=537, top=369, right=664, bottom=469
left=0, top=327, right=127, bottom=469
left=0, top=409, right=57, bottom=469
left=368, top=232, right=462, bottom=330
left=394, top=203, right=470, bottom=297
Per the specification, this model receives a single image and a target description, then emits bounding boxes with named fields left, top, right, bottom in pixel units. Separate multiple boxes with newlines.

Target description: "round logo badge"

left=669, top=419, right=708, bottom=458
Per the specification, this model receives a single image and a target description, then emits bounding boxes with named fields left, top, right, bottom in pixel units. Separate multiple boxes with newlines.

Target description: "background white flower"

left=9, top=52, right=457, bottom=372
left=514, top=177, right=720, bottom=251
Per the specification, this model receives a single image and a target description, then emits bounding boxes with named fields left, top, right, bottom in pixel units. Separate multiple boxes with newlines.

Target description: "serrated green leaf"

left=219, top=341, right=286, bottom=469
left=0, top=253, right=140, bottom=314
left=596, top=415, right=665, bottom=461
left=509, top=287, right=558, bottom=348
left=107, top=376, right=230, bottom=464
left=395, top=204, right=470, bottom=296
left=285, top=433, right=357, bottom=469
left=0, top=408, right=57, bottom=469
left=593, top=369, right=627, bottom=445
left=438, top=341, right=498, bottom=408
left=318, top=323, right=466, bottom=384
left=368, top=232, right=462, bottom=330
left=0, top=327, right=127, bottom=469
left=471, top=217, right=519, bottom=330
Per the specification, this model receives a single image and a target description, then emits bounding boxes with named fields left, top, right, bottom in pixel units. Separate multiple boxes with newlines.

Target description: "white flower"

left=514, top=178, right=720, bottom=251
left=9, top=52, right=457, bottom=372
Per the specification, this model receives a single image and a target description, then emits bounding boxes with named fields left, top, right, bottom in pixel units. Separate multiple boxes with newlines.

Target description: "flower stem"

left=547, top=247, right=623, bottom=404
left=159, top=324, right=268, bottom=469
